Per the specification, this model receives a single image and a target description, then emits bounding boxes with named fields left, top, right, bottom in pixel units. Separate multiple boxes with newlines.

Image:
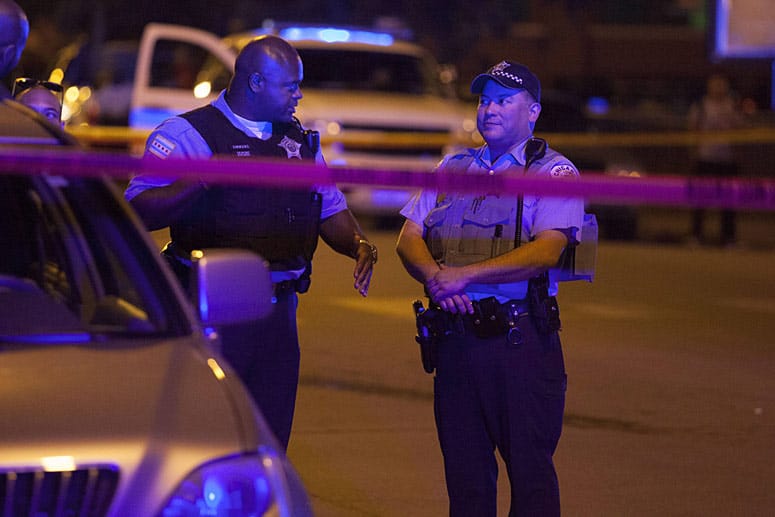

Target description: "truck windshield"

left=205, top=45, right=439, bottom=96
left=296, top=48, right=438, bottom=95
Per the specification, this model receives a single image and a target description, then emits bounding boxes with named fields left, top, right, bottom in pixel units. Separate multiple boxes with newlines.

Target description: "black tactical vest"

left=172, top=105, right=321, bottom=272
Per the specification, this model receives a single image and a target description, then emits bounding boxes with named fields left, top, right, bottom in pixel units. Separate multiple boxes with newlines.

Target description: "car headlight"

left=158, top=448, right=293, bottom=517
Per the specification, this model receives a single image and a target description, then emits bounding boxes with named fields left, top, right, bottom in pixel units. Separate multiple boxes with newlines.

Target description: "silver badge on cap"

left=491, top=61, right=523, bottom=86
left=492, top=61, right=510, bottom=73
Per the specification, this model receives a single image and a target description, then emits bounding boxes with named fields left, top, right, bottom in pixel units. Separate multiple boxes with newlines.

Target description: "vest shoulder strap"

left=179, top=105, right=235, bottom=153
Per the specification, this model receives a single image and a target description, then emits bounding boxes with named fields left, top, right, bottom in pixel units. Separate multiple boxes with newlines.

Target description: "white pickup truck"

left=130, top=22, right=479, bottom=215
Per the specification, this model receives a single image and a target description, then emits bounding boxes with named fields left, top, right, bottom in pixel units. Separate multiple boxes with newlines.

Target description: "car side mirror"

left=190, top=248, right=273, bottom=325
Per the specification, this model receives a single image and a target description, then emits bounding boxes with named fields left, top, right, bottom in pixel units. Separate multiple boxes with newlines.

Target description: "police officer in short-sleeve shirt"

left=397, top=61, right=584, bottom=516
left=126, top=35, right=377, bottom=451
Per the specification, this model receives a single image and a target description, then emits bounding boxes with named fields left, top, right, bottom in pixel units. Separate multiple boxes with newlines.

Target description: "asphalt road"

left=281, top=231, right=775, bottom=517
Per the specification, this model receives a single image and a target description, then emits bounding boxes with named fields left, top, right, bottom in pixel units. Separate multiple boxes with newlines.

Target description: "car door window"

left=0, top=175, right=188, bottom=340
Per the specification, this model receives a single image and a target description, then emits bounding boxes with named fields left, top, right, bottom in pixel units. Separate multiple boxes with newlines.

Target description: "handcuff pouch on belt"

left=470, top=296, right=510, bottom=339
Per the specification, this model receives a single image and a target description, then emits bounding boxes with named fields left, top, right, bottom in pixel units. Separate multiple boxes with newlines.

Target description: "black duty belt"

left=477, top=297, right=531, bottom=319
left=433, top=296, right=531, bottom=342
left=274, top=271, right=313, bottom=295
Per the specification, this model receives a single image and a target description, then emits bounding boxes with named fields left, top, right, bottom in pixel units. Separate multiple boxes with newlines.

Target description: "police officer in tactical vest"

left=125, top=35, right=377, bottom=451
left=397, top=61, right=585, bottom=516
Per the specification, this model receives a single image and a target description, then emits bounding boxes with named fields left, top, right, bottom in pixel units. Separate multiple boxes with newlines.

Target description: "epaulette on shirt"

left=438, top=149, right=477, bottom=174
left=448, top=150, right=476, bottom=162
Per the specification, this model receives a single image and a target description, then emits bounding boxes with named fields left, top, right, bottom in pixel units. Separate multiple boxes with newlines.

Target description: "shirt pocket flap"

left=424, top=204, right=451, bottom=228
left=462, top=203, right=512, bottom=227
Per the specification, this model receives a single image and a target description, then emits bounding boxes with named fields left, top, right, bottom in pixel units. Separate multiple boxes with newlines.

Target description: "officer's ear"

left=249, top=72, right=263, bottom=92
left=528, top=101, right=541, bottom=123
left=1, top=44, right=17, bottom=72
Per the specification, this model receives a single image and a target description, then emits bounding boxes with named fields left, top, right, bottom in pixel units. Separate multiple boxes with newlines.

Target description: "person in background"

left=396, top=60, right=584, bottom=516
left=687, top=72, right=745, bottom=247
left=125, top=35, right=377, bottom=451
left=0, top=0, right=28, bottom=99
left=13, top=78, right=63, bottom=125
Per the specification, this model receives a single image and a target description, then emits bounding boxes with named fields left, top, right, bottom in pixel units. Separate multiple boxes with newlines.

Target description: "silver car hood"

left=0, top=336, right=272, bottom=513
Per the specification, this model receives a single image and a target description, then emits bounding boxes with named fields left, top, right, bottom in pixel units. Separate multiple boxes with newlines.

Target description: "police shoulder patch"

left=550, top=163, right=577, bottom=177
left=148, top=134, right=176, bottom=159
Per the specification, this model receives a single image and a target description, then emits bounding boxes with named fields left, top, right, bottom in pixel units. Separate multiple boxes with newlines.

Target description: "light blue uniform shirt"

left=400, top=139, right=585, bottom=300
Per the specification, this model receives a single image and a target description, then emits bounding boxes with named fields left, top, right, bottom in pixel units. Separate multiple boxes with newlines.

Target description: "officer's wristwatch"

left=358, top=238, right=378, bottom=264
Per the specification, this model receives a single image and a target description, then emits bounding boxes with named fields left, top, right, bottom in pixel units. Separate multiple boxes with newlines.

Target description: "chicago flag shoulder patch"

left=148, top=134, right=176, bottom=159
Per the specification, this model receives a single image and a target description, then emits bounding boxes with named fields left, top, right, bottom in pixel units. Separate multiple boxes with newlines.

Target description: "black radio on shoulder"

left=303, top=129, right=320, bottom=156
left=293, top=116, right=320, bottom=155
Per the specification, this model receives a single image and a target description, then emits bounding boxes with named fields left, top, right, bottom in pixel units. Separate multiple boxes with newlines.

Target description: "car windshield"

left=0, top=174, right=188, bottom=343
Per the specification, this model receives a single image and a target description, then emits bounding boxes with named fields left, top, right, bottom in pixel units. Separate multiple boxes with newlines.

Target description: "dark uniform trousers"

left=219, top=287, right=299, bottom=451
left=434, top=312, right=566, bottom=517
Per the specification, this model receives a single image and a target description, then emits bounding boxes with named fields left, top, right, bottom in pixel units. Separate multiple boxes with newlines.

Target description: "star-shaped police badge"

left=278, top=136, right=303, bottom=159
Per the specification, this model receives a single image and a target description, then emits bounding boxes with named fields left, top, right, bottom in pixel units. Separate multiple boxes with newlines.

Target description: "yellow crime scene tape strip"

left=2, top=146, right=774, bottom=211
left=66, top=126, right=775, bottom=150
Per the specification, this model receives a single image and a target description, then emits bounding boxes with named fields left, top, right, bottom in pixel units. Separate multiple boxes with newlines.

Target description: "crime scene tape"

left=65, top=126, right=775, bottom=149
left=1, top=147, right=775, bottom=211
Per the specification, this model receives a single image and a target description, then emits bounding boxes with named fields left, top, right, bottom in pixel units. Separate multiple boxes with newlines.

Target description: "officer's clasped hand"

left=426, top=265, right=474, bottom=314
